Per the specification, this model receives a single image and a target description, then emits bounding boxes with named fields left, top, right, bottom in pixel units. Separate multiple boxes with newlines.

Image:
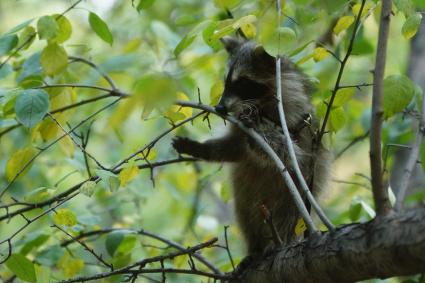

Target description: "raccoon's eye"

left=230, top=78, right=268, bottom=100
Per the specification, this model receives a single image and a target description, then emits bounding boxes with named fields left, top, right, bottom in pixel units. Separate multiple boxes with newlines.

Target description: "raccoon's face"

left=215, top=38, right=276, bottom=119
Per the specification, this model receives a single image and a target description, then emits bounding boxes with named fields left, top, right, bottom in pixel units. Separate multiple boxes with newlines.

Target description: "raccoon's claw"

left=172, top=136, right=197, bottom=156
left=239, top=115, right=255, bottom=128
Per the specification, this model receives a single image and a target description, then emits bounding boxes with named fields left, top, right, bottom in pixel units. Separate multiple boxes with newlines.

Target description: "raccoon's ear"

left=254, top=45, right=275, bottom=64
left=220, top=36, right=243, bottom=54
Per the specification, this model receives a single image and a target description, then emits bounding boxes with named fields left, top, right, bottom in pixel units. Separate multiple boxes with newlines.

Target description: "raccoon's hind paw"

left=172, top=136, right=198, bottom=156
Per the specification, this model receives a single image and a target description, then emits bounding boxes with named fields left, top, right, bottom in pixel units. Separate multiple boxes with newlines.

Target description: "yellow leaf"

left=6, top=147, right=36, bottom=181
left=39, top=119, right=59, bottom=141
left=119, top=164, right=140, bottom=187
left=333, top=16, right=355, bottom=35
left=59, top=135, right=75, bottom=158
left=352, top=3, right=373, bottom=18
left=53, top=208, right=77, bottom=226
left=57, top=252, right=84, bottom=277
left=295, top=53, right=313, bottom=65
left=313, top=47, right=329, bottom=62
left=294, top=218, right=307, bottom=236
left=402, top=13, right=422, bottom=39
left=210, top=81, right=224, bottom=106
left=240, top=22, right=256, bottom=39
left=139, top=148, right=157, bottom=162
left=165, top=92, right=192, bottom=122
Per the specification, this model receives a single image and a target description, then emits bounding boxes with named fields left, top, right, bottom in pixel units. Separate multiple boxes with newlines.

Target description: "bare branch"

left=61, top=227, right=221, bottom=275
left=56, top=238, right=224, bottom=283
left=370, top=0, right=393, bottom=216
left=395, top=91, right=425, bottom=211
left=69, top=56, right=118, bottom=90
left=52, top=224, right=113, bottom=270
left=275, top=0, right=334, bottom=232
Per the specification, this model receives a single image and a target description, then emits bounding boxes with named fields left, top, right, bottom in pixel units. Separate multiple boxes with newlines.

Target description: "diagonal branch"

left=175, top=101, right=317, bottom=233
left=395, top=91, right=425, bottom=211
left=275, top=0, right=334, bottom=232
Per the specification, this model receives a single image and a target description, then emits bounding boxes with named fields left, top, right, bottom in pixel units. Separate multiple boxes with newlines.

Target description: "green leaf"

left=333, top=88, right=355, bottom=107
left=174, top=34, right=196, bottom=57
left=6, top=19, right=34, bottom=34
left=105, top=231, right=126, bottom=256
left=329, top=106, right=346, bottom=132
left=116, top=235, right=137, bottom=255
left=18, top=26, right=36, bottom=50
left=80, top=181, right=97, bottom=197
left=133, top=74, right=177, bottom=110
left=383, top=75, right=415, bottom=118
left=20, top=234, right=50, bottom=255
left=137, top=0, right=155, bottom=10
left=402, top=13, right=422, bottom=39
left=5, top=147, right=36, bottom=181
left=96, top=169, right=120, bottom=192
left=349, top=202, right=362, bottom=221
left=17, top=52, right=43, bottom=85
left=34, top=265, right=51, bottom=283
left=0, top=34, right=18, bottom=56
left=53, top=208, right=77, bottom=226
left=88, top=12, right=113, bottom=45
left=393, top=0, right=415, bottom=16
left=52, top=14, right=73, bottom=43
left=41, top=43, right=68, bottom=76
left=333, top=16, right=355, bottom=35
left=214, top=0, right=241, bottom=9
left=5, top=254, right=36, bottom=283
left=210, top=81, right=224, bottom=106
left=37, top=15, right=59, bottom=40
left=15, top=89, right=49, bottom=128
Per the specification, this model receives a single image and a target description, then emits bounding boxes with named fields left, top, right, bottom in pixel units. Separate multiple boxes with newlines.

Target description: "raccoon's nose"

left=215, top=104, right=228, bottom=115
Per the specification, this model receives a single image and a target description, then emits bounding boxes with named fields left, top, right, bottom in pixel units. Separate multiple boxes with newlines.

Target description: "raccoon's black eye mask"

left=227, top=77, right=269, bottom=100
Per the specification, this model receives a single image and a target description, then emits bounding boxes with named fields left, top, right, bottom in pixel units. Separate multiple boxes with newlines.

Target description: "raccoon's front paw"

left=172, top=136, right=199, bottom=156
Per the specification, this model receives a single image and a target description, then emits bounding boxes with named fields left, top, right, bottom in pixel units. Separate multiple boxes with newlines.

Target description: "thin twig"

left=223, top=226, right=235, bottom=271
left=335, top=130, right=370, bottom=159
left=370, top=0, right=393, bottom=216
left=0, top=98, right=122, bottom=199
left=317, top=0, right=367, bottom=144
left=0, top=157, right=196, bottom=223
left=52, top=224, right=113, bottom=270
left=69, top=56, right=117, bottom=90
left=60, top=227, right=221, bottom=275
left=395, top=91, right=425, bottom=211
left=56, top=238, right=224, bottom=283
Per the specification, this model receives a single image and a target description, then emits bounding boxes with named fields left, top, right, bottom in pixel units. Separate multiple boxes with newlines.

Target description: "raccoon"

left=172, top=37, right=330, bottom=255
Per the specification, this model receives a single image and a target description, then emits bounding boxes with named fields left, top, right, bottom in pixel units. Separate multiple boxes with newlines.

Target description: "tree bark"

left=236, top=206, right=425, bottom=283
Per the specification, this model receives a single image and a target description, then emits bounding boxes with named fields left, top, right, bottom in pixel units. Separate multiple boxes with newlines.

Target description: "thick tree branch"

left=370, top=0, right=393, bottom=216
left=236, top=206, right=425, bottom=283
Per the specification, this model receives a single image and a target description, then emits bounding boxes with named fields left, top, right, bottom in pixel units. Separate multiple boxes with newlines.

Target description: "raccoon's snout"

left=215, top=104, right=228, bottom=115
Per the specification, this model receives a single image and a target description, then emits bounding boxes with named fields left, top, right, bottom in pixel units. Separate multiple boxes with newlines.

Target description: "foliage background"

left=0, top=0, right=424, bottom=282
